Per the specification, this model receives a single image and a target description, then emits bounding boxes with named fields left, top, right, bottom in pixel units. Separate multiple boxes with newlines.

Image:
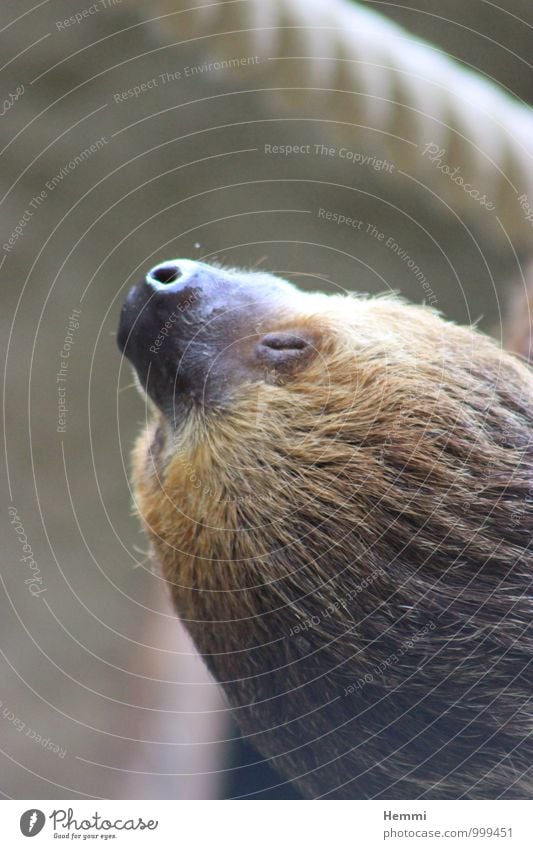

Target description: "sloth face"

left=117, top=259, right=324, bottom=424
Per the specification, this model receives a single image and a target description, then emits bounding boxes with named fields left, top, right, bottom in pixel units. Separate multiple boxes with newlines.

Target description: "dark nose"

left=117, top=258, right=300, bottom=416
left=118, top=259, right=218, bottom=374
left=145, top=259, right=202, bottom=293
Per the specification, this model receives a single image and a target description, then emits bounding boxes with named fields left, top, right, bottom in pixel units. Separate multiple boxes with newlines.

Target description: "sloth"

left=117, top=259, right=533, bottom=799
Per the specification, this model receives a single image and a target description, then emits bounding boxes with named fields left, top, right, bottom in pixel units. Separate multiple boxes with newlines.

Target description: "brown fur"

left=131, top=291, right=533, bottom=799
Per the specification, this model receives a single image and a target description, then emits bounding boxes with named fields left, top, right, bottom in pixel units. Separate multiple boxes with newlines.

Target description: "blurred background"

left=1, top=0, right=532, bottom=799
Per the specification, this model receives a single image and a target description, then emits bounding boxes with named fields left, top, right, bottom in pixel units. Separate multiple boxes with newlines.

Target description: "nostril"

left=147, top=263, right=182, bottom=286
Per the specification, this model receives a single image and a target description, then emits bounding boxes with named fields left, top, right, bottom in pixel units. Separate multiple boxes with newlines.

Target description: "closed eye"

left=255, top=330, right=315, bottom=371
left=260, top=332, right=309, bottom=350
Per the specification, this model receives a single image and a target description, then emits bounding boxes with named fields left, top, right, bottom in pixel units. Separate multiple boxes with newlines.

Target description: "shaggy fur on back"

left=131, top=291, right=533, bottom=799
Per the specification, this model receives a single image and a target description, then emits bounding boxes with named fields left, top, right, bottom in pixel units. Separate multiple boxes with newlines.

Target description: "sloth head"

left=117, top=257, right=487, bottom=445
left=117, top=259, right=533, bottom=800
left=117, top=258, right=532, bottom=587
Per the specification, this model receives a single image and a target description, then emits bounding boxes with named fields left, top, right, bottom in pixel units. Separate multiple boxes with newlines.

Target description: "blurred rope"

left=129, top=0, right=533, bottom=249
